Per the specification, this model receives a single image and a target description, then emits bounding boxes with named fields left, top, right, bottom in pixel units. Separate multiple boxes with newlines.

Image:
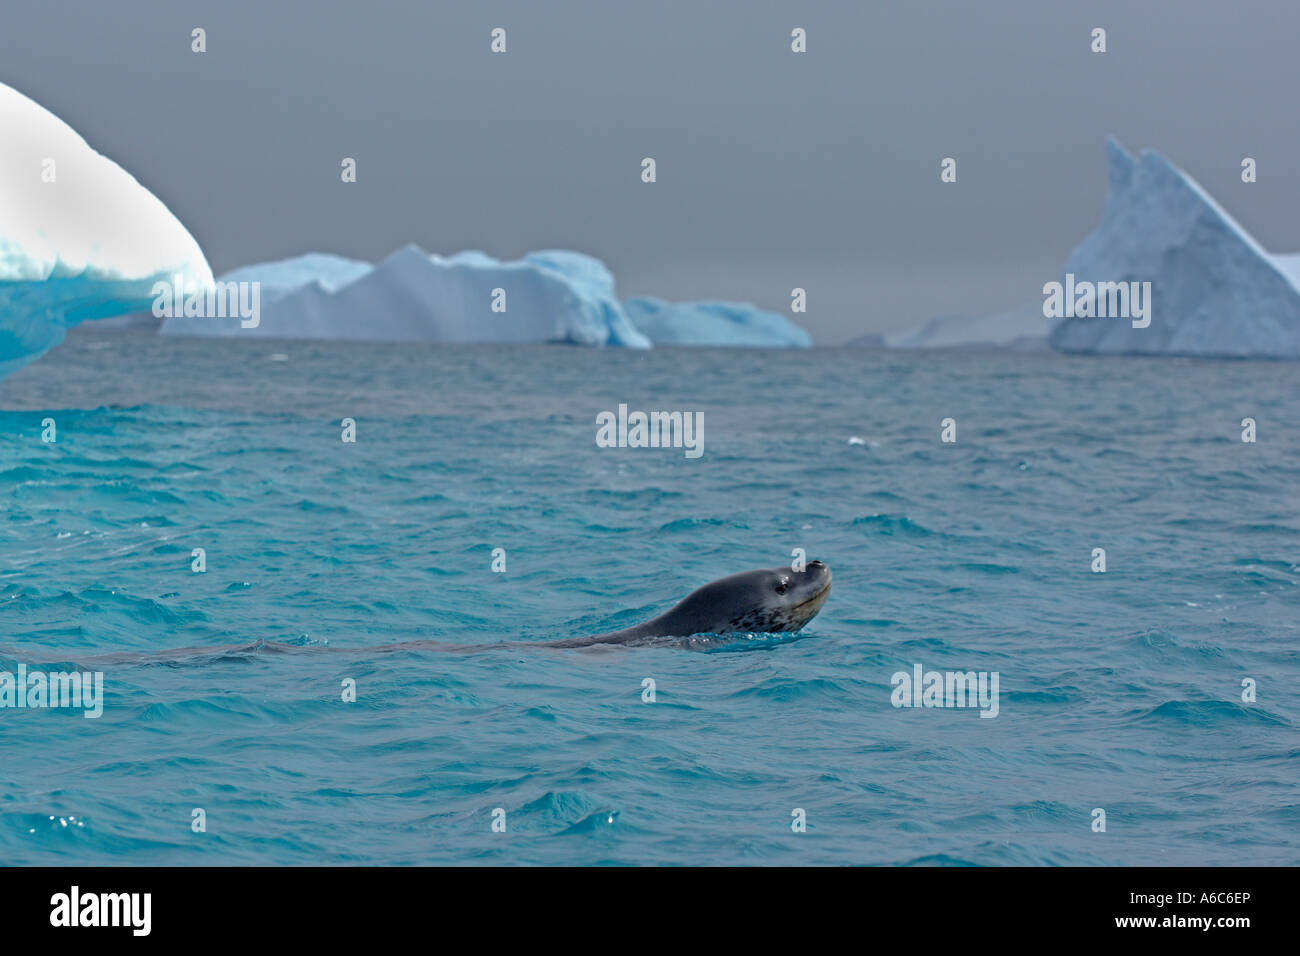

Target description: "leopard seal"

left=41, top=562, right=833, bottom=666
left=542, top=560, right=832, bottom=648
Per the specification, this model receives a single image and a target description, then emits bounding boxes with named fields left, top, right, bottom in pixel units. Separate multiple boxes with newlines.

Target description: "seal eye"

left=775, top=577, right=789, bottom=595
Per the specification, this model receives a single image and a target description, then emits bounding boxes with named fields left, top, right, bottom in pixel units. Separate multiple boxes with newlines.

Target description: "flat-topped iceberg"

left=163, top=247, right=815, bottom=348
left=622, top=297, right=811, bottom=347
left=162, top=245, right=652, bottom=347
left=877, top=302, right=1050, bottom=351
left=1049, top=137, right=1300, bottom=358
left=0, top=82, right=212, bottom=379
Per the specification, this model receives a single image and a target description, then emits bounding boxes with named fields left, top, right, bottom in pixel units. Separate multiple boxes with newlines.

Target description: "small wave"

left=1131, top=699, right=1289, bottom=728
left=850, top=513, right=934, bottom=538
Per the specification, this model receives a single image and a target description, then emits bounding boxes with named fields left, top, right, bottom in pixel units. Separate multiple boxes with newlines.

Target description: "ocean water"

left=1, top=329, right=1297, bottom=866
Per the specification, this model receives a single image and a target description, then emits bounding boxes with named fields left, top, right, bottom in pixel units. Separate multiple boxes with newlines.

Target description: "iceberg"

left=221, top=252, right=371, bottom=303
left=879, top=302, right=1050, bottom=351
left=1274, top=254, right=1300, bottom=287
left=0, top=82, right=212, bottom=379
left=842, top=333, right=885, bottom=349
left=1049, top=137, right=1300, bottom=358
left=162, top=247, right=816, bottom=348
left=622, top=297, right=811, bottom=347
left=162, top=245, right=651, bottom=347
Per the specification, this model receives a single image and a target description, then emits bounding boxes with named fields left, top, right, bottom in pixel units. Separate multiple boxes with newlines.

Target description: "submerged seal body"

left=45, top=562, right=832, bottom=667
left=544, top=560, right=832, bottom=648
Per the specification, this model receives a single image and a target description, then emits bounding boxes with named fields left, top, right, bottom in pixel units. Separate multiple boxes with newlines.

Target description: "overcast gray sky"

left=4, top=0, right=1298, bottom=343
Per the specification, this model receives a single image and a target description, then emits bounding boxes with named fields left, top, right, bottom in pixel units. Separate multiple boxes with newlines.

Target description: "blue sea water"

left=1, top=329, right=1297, bottom=866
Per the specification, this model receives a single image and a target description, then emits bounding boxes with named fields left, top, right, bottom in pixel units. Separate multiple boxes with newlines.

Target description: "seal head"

left=665, top=560, right=832, bottom=634
left=545, top=560, right=832, bottom=647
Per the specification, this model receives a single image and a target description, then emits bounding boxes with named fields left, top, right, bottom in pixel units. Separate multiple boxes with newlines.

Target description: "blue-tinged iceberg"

left=622, top=297, right=812, bottom=347
left=221, top=252, right=371, bottom=303
left=1049, top=137, right=1300, bottom=358
left=0, top=82, right=212, bottom=379
left=161, top=245, right=652, bottom=347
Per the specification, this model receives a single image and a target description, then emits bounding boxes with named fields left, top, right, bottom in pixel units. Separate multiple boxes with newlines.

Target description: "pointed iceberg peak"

left=1103, top=135, right=1136, bottom=192
left=382, top=243, right=436, bottom=266
left=1135, top=146, right=1196, bottom=195
left=1050, top=138, right=1300, bottom=358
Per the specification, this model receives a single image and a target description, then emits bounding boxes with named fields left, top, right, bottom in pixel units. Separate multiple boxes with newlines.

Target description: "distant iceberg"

left=163, top=246, right=814, bottom=348
left=877, top=302, right=1050, bottom=351
left=623, top=297, right=812, bottom=347
left=870, top=137, right=1300, bottom=359
left=162, top=245, right=651, bottom=347
left=842, top=332, right=885, bottom=349
left=0, top=82, right=212, bottom=379
left=221, top=252, right=371, bottom=303
left=1049, top=137, right=1300, bottom=358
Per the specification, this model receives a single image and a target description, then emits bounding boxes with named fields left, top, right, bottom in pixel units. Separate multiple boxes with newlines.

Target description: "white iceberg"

left=162, top=245, right=652, bottom=347
left=622, top=297, right=811, bottom=347
left=1049, top=137, right=1300, bottom=358
left=0, top=82, right=212, bottom=379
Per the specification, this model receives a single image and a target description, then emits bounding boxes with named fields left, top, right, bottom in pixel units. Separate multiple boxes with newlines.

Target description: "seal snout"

left=805, top=559, right=831, bottom=588
left=793, top=560, right=832, bottom=607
